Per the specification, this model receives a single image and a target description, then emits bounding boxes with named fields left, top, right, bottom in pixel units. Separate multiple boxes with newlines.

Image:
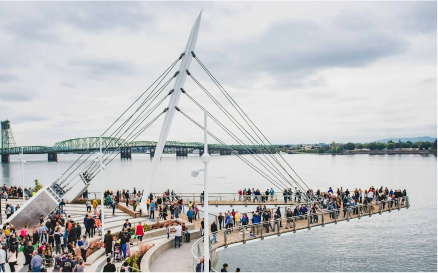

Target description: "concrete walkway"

left=149, top=239, right=197, bottom=272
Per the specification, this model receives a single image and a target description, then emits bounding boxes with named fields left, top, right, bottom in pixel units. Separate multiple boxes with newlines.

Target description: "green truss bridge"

left=0, top=121, right=279, bottom=162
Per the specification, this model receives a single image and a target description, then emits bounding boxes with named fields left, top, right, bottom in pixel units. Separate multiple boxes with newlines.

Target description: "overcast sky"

left=0, top=1, right=436, bottom=147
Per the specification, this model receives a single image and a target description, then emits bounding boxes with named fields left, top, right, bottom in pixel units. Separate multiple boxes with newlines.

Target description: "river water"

left=1, top=153, right=436, bottom=271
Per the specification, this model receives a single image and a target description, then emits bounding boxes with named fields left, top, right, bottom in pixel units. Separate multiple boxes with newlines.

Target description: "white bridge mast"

left=143, top=11, right=202, bottom=207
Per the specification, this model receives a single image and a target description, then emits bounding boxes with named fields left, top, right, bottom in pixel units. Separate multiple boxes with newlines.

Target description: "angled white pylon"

left=143, top=11, right=202, bottom=208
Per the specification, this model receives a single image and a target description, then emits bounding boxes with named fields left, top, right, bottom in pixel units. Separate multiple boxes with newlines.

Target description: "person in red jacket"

left=135, top=222, right=144, bottom=242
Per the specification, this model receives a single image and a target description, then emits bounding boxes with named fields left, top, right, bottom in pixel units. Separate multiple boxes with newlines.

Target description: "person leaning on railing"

left=195, top=256, right=211, bottom=272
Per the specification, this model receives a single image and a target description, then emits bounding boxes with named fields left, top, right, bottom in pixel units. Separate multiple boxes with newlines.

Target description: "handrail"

left=191, top=196, right=409, bottom=271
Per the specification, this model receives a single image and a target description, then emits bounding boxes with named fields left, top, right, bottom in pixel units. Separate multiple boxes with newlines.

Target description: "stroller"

left=113, top=243, right=122, bottom=263
left=43, top=254, right=54, bottom=268
left=54, top=252, right=68, bottom=269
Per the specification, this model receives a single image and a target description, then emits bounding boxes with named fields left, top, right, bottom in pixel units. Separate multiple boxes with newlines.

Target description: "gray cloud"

left=67, top=59, right=139, bottom=78
left=199, top=11, right=409, bottom=90
left=0, top=74, right=16, bottom=82
left=0, top=88, right=38, bottom=102
left=1, top=2, right=153, bottom=44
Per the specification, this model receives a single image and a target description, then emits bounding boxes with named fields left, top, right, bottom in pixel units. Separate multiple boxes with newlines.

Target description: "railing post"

left=216, top=196, right=218, bottom=207
left=230, top=196, right=233, bottom=207
left=321, top=211, right=325, bottom=227
left=398, top=198, right=401, bottom=211
left=277, top=219, right=280, bottom=236
left=224, top=231, right=227, bottom=248
left=347, top=208, right=350, bottom=222
left=243, top=227, right=246, bottom=244
left=368, top=203, right=372, bottom=217
left=245, top=198, right=247, bottom=207
left=308, top=212, right=311, bottom=230
left=261, top=222, right=264, bottom=240
left=388, top=200, right=391, bottom=213
left=293, top=217, right=296, bottom=233
left=379, top=202, right=382, bottom=215
left=358, top=204, right=361, bottom=220
left=334, top=209, right=338, bottom=224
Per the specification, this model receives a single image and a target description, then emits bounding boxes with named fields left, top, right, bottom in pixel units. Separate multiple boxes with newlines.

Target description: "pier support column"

left=150, top=148, right=155, bottom=158
left=48, top=152, right=58, bottom=162
left=220, top=149, right=231, bottom=155
left=1, top=154, right=10, bottom=162
left=121, top=148, right=132, bottom=159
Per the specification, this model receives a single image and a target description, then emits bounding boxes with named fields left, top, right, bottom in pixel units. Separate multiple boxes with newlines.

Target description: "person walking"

left=92, top=199, right=98, bottom=214
left=7, top=246, right=17, bottom=272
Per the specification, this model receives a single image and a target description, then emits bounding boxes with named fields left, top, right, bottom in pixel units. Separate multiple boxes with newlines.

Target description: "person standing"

left=60, top=253, right=74, bottom=272
left=104, top=230, right=113, bottom=256
left=150, top=201, right=155, bottom=219
left=187, top=208, right=194, bottom=223
left=103, top=257, right=116, bottom=272
left=74, top=258, right=85, bottom=272
left=211, top=221, right=218, bottom=243
left=174, top=223, right=182, bottom=248
left=23, top=241, right=34, bottom=271
left=200, top=218, right=204, bottom=236
left=30, top=250, right=42, bottom=272
left=7, top=246, right=16, bottom=272
left=125, top=190, right=130, bottom=207
left=80, top=235, right=89, bottom=262
left=86, top=199, right=91, bottom=212
left=0, top=245, right=5, bottom=272
left=92, top=199, right=98, bottom=214
left=135, top=222, right=144, bottom=243
left=218, top=212, right=224, bottom=230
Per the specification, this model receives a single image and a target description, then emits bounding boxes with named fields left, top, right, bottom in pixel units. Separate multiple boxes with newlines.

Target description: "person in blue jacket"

left=186, top=208, right=194, bottom=223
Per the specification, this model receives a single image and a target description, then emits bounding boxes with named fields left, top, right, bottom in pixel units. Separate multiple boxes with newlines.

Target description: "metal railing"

left=151, top=192, right=315, bottom=207
left=191, top=196, right=409, bottom=271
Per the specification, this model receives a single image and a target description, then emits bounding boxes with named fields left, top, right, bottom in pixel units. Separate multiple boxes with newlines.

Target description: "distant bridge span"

left=0, top=136, right=279, bottom=162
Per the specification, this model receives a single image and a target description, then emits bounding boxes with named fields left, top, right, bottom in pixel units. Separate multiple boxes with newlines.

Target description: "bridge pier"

left=121, top=148, right=132, bottom=159
left=48, top=152, right=58, bottom=162
left=176, top=148, right=188, bottom=157
left=220, top=149, right=231, bottom=155
left=150, top=148, right=155, bottom=158
left=1, top=154, right=10, bottom=162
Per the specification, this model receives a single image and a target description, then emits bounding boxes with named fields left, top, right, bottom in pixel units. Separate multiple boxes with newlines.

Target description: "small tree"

left=387, top=143, right=396, bottom=150
left=34, top=179, right=43, bottom=193
left=376, top=142, right=386, bottom=150
left=356, top=143, right=364, bottom=149
left=343, top=142, right=356, bottom=150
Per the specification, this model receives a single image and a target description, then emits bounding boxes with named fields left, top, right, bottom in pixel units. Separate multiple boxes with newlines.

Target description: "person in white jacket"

left=0, top=245, right=6, bottom=272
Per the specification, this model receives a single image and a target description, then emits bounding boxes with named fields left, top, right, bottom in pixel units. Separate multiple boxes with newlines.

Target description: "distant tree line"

left=318, top=139, right=438, bottom=153
left=285, top=139, right=437, bottom=154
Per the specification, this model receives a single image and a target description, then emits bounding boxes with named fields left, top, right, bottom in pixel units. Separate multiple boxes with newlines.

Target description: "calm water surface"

left=1, top=153, right=436, bottom=271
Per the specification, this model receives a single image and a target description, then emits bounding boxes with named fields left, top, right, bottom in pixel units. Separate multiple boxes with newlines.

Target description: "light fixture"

left=191, top=167, right=203, bottom=177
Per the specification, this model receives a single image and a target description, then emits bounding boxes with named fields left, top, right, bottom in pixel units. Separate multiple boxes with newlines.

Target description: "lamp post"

left=19, top=143, right=26, bottom=203
left=191, top=109, right=210, bottom=272
left=95, top=136, right=106, bottom=243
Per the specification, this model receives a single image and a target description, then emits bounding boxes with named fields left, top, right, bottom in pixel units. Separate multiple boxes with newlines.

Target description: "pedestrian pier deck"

left=191, top=197, right=410, bottom=270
